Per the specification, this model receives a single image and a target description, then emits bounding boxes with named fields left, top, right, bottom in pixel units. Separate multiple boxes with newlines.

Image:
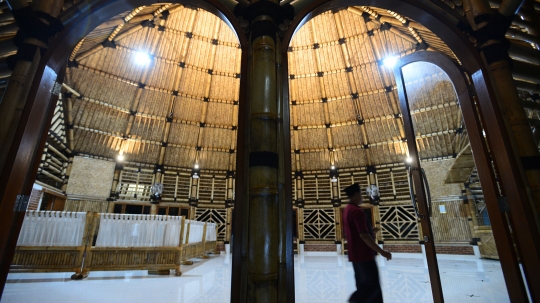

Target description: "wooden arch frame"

left=278, top=1, right=540, bottom=302
left=0, top=0, right=249, bottom=295
left=395, top=51, right=528, bottom=302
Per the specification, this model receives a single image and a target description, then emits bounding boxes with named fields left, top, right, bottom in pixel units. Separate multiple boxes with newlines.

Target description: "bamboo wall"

left=294, top=159, right=472, bottom=244
left=64, top=199, right=111, bottom=213
left=66, top=156, right=116, bottom=199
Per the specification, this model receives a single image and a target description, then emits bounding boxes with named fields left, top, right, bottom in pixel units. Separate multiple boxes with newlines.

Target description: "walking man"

left=343, top=183, right=392, bottom=303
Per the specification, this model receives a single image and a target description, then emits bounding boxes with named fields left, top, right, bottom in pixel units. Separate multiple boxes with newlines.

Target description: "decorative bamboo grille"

left=379, top=204, right=419, bottom=240
left=117, top=167, right=154, bottom=201
left=196, top=175, right=226, bottom=203
left=195, top=208, right=226, bottom=241
left=303, top=208, right=336, bottom=240
left=161, top=171, right=192, bottom=202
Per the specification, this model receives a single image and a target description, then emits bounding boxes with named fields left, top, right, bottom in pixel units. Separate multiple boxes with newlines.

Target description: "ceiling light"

left=383, top=56, right=398, bottom=68
left=331, top=165, right=335, bottom=170
left=134, top=51, right=152, bottom=65
left=405, top=157, right=413, bottom=163
left=194, top=163, right=199, bottom=169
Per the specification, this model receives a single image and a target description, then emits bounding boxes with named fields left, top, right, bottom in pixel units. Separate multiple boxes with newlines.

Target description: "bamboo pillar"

left=61, top=157, right=74, bottom=192
left=275, top=36, right=289, bottom=302
left=189, top=172, right=199, bottom=217
left=330, top=170, right=341, bottom=243
left=231, top=2, right=294, bottom=302
left=246, top=28, right=280, bottom=303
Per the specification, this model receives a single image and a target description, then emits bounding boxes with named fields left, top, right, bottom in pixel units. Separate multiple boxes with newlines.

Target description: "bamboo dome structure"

left=60, top=5, right=468, bottom=173
left=65, top=4, right=241, bottom=171
left=288, top=7, right=464, bottom=172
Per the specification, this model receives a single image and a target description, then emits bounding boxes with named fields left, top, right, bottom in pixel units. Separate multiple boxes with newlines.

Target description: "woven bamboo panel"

left=431, top=200, right=472, bottom=243
left=65, top=199, right=110, bottom=213
left=476, top=227, right=499, bottom=260
left=12, top=251, right=81, bottom=268
left=87, top=251, right=177, bottom=267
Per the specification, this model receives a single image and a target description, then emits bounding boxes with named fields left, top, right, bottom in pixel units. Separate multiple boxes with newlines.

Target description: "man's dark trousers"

left=349, top=260, right=383, bottom=303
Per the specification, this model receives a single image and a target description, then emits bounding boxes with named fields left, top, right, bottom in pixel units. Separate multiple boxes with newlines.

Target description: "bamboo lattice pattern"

left=431, top=200, right=472, bottom=243
left=303, top=209, right=336, bottom=240
left=87, top=251, right=177, bottom=267
left=12, top=251, right=81, bottom=268
left=379, top=205, right=419, bottom=240
left=195, top=208, right=226, bottom=241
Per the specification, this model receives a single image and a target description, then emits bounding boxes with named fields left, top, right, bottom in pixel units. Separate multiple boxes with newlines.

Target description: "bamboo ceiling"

left=66, top=4, right=241, bottom=171
left=65, top=4, right=467, bottom=172
left=288, top=8, right=465, bottom=171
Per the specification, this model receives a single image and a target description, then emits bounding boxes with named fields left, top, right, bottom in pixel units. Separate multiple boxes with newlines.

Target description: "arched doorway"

left=282, top=1, right=535, bottom=300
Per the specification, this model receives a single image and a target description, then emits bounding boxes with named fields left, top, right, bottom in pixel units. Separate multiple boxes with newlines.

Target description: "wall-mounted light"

left=405, top=157, right=413, bottom=163
left=134, top=51, right=152, bottom=66
left=192, top=163, right=200, bottom=179
left=117, top=151, right=125, bottom=162
left=383, top=56, right=398, bottom=68
left=330, top=165, right=338, bottom=182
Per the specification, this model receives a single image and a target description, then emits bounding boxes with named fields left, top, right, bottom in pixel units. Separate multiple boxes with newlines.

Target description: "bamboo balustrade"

left=11, top=211, right=217, bottom=279
left=10, top=211, right=91, bottom=278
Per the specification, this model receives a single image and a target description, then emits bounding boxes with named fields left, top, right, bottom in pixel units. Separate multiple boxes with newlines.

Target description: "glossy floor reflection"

left=1, top=253, right=508, bottom=303
left=295, top=253, right=509, bottom=303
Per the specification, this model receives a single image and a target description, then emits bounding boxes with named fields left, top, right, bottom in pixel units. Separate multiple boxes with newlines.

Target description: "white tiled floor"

left=1, top=253, right=509, bottom=303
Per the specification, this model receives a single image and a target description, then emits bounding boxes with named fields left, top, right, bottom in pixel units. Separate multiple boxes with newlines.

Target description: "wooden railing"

left=11, top=211, right=218, bottom=279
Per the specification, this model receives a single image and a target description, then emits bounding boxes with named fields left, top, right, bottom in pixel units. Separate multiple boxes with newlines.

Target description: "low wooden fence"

left=11, top=211, right=218, bottom=279
left=11, top=211, right=91, bottom=278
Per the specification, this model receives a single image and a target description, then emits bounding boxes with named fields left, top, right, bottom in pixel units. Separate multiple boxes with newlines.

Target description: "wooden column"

left=245, top=30, right=280, bottom=303
left=468, top=1, right=540, bottom=299
left=0, top=0, right=65, bottom=295
left=231, top=1, right=294, bottom=301
left=0, top=0, right=64, bottom=169
left=107, top=163, right=124, bottom=213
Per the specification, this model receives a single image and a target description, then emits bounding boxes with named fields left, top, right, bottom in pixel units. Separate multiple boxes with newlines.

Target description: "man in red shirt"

left=343, top=183, right=392, bottom=303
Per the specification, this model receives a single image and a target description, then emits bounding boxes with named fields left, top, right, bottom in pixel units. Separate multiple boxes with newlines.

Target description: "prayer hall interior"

left=0, top=0, right=539, bottom=302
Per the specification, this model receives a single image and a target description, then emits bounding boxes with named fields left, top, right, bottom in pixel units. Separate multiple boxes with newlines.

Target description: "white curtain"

left=17, top=211, right=87, bottom=247
left=205, top=222, right=217, bottom=241
left=188, top=221, right=205, bottom=244
left=95, top=214, right=183, bottom=247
